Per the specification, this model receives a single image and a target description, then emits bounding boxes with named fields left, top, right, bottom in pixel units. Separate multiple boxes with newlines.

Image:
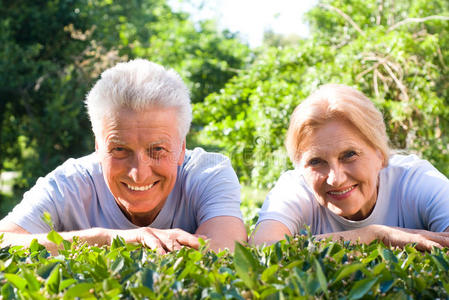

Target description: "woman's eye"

left=342, top=150, right=357, bottom=160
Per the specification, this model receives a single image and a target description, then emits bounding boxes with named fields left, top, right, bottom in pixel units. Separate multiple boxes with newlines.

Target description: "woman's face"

left=297, top=119, right=384, bottom=221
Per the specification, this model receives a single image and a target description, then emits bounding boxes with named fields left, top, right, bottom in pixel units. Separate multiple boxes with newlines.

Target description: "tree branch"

left=389, top=15, right=449, bottom=31
left=382, top=62, right=409, bottom=102
left=319, top=4, right=364, bottom=36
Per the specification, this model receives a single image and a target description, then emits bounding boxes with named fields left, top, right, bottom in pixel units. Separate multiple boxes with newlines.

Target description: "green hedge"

left=1, top=233, right=448, bottom=299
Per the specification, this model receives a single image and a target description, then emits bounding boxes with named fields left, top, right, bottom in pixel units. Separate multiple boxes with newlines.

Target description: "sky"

left=169, top=0, right=317, bottom=47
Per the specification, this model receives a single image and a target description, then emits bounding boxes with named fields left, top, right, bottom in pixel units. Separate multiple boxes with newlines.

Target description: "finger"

left=424, top=233, right=449, bottom=249
left=166, top=239, right=182, bottom=252
left=173, top=232, right=201, bottom=249
left=173, top=240, right=183, bottom=251
left=194, top=234, right=208, bottom=240
left=142, top=235, right=166, bottom=255
left=407, top=232, right=443, bottom=252
left=415, top=239, right=442, bottom=252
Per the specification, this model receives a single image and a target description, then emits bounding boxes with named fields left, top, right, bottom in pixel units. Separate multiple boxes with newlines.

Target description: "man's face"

left=96, top=107, right=185, bottom=226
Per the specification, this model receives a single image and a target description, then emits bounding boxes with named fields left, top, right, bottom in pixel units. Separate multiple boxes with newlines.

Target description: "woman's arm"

left=251, top=221, right=449, bottom=251
left=317, top=225, right=449, bottom=250
left=250, top=220, right=292, bottom=246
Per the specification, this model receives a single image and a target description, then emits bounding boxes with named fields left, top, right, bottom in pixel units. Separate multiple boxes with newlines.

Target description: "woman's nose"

left=326, top=165, right=346, bottom=186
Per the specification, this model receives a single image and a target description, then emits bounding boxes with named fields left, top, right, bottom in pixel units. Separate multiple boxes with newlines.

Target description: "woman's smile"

left=299, top=118, right=384, bottom=220
left=327, top=184, right=357, bottom=199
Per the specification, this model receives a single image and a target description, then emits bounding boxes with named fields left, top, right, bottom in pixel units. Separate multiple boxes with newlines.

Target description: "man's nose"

left=326, top=164, right=346, bottom=186
left=128, top=152, right=152, bottom=183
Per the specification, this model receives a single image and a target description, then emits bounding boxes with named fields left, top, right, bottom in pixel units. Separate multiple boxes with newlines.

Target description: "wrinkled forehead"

left=297, top=119, right=371, bottom=157
left=95, top=106, right=182, bottom=141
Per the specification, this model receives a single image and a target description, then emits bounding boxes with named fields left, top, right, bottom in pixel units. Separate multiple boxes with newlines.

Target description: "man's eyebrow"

left=148, top=139, right=170, bottom=146
left=106, top=138, right=126, bottom=146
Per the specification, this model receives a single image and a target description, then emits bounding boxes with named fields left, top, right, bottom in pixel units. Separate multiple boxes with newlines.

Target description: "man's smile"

left=126, top=182, right=157, bottom=191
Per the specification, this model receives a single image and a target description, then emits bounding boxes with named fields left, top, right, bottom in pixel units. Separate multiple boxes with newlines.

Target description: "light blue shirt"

left=257, top=154, right=449, bottom=234
left=6, top=148, right=242, bottom=233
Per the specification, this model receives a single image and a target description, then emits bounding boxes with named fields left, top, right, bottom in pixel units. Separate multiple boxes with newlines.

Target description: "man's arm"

left=196, top=216, right=247, bottom=252
left=0, top=220, right=201, bottom=255
left=251, top=220, right=449, bottom=251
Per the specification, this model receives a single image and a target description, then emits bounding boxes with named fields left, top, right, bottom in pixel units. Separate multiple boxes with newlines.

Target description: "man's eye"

left=308, top=158, right=322, bottom=166
left=110, top=147, right=128, bottom=158
left=149, top=146, right=166, bottom=158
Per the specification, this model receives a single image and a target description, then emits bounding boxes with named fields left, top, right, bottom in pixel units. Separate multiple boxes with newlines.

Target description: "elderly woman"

left=252, top=84, right=449, bottom=250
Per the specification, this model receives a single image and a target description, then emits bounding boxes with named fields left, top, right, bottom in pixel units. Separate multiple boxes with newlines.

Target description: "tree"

left=0, top=0, right=250, bottom=212
left=195, top=0, right=449, bottom=188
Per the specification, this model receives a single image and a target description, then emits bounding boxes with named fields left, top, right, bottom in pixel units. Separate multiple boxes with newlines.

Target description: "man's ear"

left=95, top=139, right=99, bottom=152
left=177, top=139, right=186, bottom=166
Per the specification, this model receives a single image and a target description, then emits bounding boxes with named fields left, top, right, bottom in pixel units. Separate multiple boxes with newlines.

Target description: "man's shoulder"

left=182, top=147, right=232, bottom=174
left=50, top=152, right=101, bottom=180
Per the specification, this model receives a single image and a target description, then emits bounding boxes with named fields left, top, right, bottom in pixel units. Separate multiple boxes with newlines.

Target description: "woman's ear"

left=376, top=149, right=387, bottom=168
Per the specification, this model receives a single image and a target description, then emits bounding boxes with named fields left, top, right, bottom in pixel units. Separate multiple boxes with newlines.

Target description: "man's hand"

left=114, top=227, right=202, bottom=254
left=0, top=220, right=203, bottom=255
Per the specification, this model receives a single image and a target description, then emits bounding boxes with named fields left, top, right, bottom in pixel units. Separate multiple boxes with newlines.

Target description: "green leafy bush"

left=1, top=232, right=449, bottom=299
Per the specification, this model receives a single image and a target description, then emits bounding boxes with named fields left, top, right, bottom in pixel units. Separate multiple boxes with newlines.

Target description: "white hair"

left=85, top=59, right=192, bottom=139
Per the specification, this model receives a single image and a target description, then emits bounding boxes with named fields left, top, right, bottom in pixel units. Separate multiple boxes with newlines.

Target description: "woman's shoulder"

left=273, top=169, right=307, bottom=189
left=384, top=153, right=448, bottom=186
left=387, top=154, right=435, bottom=173
left=267, top=169, right=315, bottom=204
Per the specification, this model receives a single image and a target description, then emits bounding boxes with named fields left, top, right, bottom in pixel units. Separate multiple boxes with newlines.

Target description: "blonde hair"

left=85, top=59, right=192, bottom=139
left=285, top=84, right=389, bottom=166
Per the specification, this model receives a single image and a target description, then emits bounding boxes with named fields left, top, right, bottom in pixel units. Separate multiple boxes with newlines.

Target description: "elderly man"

left=0, top=59, right=246, bottom=253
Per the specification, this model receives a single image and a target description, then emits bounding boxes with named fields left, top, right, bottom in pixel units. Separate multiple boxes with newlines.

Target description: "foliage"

left=1, top=231, right=449, bottom=299
left=0, top=0, right=250, bottom=209
left=194, top=0, right=449, bottom=188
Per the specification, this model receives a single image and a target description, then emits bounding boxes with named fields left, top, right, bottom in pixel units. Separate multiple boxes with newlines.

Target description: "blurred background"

left=1, top=0, right=449, bottom=225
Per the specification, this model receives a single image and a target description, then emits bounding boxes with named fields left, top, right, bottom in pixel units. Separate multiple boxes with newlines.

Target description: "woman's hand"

left=252, top=221, right=449, bottom=251
left=369, top=225, right=449, bottom=251
left=318, top=224, right=449, bottom=251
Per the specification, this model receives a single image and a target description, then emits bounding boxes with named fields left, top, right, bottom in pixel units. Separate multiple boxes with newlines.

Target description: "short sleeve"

left=256, top=170, right=316, bottom=235
left=397, top=156, right=449, bottom=232
left=3, top=157, right=97, bottom=233
left=183, top=149, right=242, bottom=226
